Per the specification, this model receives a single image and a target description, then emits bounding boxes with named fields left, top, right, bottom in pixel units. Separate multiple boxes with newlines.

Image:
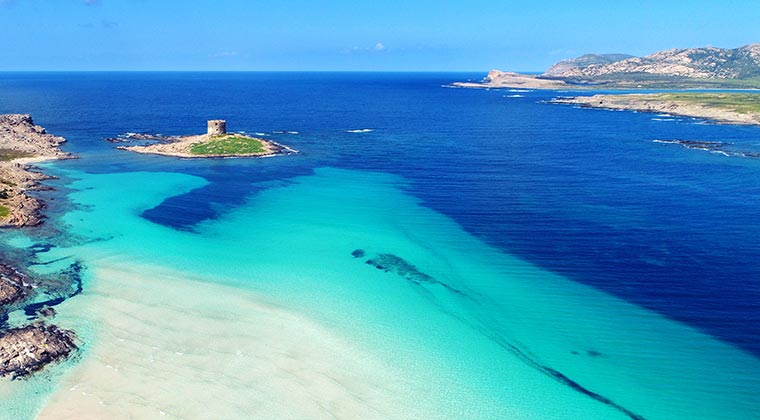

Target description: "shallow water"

left=0, top=73, right=759, bottom=419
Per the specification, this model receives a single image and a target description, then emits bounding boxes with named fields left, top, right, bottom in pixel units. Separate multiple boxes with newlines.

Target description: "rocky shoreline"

left=112, top=132, right=298, bottom=159
left=550, top=94, right=760, bottom=126
left=451, top=70, right=570, bottom=90
left=0, top=114, right=73, bottom=227
left=0, top=114, right=79, bottom=380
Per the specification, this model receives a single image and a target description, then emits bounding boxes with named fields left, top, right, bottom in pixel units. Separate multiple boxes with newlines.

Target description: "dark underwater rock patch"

left=353, top=249, right=645, bottom=420
left=358, top=252, right=465, bottom=295
left=351, top=249, right=365, bottom=258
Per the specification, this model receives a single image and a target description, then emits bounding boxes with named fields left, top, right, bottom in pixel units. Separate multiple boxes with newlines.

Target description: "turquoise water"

left=0, top=73, right=759, bottom=419
left=1, top=166, right=757, bottom=419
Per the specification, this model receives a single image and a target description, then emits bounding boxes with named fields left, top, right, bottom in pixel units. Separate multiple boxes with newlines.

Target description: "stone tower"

left=207, top=120, right=227, bottom=136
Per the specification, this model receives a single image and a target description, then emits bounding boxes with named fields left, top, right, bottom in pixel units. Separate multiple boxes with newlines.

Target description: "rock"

left=0, top=114, right=71, bottom=227
left=36, top=306, right=56, bottom=319
left=0, top=263, right=32, bottom=308
left=0, top=323, right=77, bottom=379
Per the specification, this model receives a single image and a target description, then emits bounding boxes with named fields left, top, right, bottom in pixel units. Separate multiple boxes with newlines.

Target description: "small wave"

left=504, top=94, right=524, bottom=98
left=346, top=129, right=374, bottom=133
left=652, top=118, right=676, bottom=122
left=508, top=89, right=532, bottom=93
left=273, top=130, right=299, bottom=135
left=253, top=132, right=270, bottom=137
left=656, top=114, right=673, bottom=117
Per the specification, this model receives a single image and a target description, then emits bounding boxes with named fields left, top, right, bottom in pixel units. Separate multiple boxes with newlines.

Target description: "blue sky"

left=1, top=0, right=759, bottom=71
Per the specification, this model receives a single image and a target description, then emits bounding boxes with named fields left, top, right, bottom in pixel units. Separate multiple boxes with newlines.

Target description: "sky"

left=1, top=0, right=759, bottom=71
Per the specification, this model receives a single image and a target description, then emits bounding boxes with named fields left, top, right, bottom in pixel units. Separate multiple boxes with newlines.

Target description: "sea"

left=0, top=72, right=758, bottom=419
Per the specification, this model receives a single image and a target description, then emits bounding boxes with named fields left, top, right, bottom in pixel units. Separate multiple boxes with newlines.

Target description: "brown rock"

left=0, top=323, right=77, bottom=379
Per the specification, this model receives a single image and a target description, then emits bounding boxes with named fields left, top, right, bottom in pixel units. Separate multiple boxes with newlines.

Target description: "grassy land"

left=0, top=148, right=33, bottom=161
left=189, top=135, right=267, bottom=156
left=655, top=93, right=760, bottom=114
left=0, top=205, right=9, bottom=218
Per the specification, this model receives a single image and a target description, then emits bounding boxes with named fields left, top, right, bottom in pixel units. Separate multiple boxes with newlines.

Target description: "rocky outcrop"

left=543, top=44, right=760, bottom=81
left=451, top=70, right=570, bottom=90
left=0, top=323, right=77, bottom=379
left=0, top=114, right=72, bottom=227
left=113, top=131, right=298, bottom=159
left=0, top=114, right=68, bottom=158
left=0, top=263, right=33, bottom=309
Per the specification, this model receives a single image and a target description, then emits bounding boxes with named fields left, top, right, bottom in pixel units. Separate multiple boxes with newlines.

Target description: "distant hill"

left=543, top=44, right=760, bottom=83
left=453, top=43, right=760, bottom=90
left=543, top=54, right=634, bottom=77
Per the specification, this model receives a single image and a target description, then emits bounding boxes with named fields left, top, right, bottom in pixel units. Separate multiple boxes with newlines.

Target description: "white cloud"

left=210, top=51, right=239, bottom=58
left=347, top=43, right=388, bottom=54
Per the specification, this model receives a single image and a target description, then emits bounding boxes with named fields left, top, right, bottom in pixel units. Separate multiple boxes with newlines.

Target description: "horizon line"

left=0, top=69, right=536, bottom=74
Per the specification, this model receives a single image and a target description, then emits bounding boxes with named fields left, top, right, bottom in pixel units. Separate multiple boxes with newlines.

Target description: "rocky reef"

left=0, top=263, right=32, bottom=310
left=0, top=323, right=77, bottom=379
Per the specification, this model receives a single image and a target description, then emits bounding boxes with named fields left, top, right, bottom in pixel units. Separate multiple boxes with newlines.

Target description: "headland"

left=551, top=93, right=760, bottom=126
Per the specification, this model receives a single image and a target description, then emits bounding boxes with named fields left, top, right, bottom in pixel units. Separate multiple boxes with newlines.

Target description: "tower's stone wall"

left=207, top=120, right=227, bottom=136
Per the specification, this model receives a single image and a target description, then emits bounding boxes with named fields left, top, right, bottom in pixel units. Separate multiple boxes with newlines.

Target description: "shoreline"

left=0, top=114, right=79, bottom=381
left=0, top=114, right=73, bottom=228
left=114, top=132, right=299, bottom=159
left=451, top=70, right=570, bottom=90
left=551, top=93, right=760, bottom=126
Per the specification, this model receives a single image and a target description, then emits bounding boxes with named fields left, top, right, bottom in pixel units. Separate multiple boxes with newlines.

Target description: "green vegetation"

left=190, top=135, right=268, bottom=156
left=0, top=205, right=9, bottom=218
left=656, top=93, right=760, bottom=114
left=0, top=149, right=33, bottom=161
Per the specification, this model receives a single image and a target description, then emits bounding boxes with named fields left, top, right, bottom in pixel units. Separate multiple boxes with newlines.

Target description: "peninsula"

left=551, top=93, right=760, bottom=126
left=115, top=120, right=298, bottom=158
left=0, top=114, right=79, bottom=379
left=455, top=43, right=760, bottom=90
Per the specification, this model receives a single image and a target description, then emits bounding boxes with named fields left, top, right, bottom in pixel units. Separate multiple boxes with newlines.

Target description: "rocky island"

left=551, top=93, right=760, bottom=126
left=115, top=119, right=298, bottom=158
left=455, top=43, right=760, bottom=90
left=0, top=114, right=79, bottom=379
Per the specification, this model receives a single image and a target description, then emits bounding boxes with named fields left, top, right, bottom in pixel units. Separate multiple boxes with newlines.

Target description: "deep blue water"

left=1, top=72, right=759, bottom=356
